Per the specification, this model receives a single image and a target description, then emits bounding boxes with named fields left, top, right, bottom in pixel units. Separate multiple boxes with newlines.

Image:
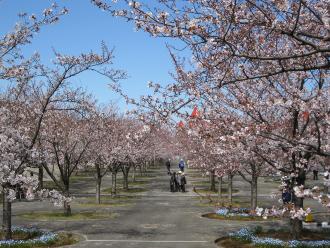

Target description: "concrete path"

left=68, top=168, right=228, bottom=247
left=7, top=166, right=286, bottom=248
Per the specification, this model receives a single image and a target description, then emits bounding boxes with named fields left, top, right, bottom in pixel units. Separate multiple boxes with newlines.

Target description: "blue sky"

left=0, top=0, right=187, bottom=111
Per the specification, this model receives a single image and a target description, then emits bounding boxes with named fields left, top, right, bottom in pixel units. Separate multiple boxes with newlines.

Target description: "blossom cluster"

left=293, top=185, right=330, bottom=208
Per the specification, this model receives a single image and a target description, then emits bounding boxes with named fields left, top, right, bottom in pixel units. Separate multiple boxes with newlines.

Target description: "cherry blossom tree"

left=91, top=0, right=329, bottom=239
left=41, top=106, right=95, bottom=216
left=86, top=106, right=122, bottom=203
left=0, top=3, right=126, bottom=237
left=94, top=0, right=329, bottom=82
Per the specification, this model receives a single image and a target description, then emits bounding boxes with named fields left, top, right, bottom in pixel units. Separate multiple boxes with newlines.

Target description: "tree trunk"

left=132, top=166, right=136, bottom=182
left=64, top=200, right=71, bottom=216
left=139, top=165, right=143, bottom=176
left=143, top=161, right=148, bottom=173
left=228, top=174, right=233, bottom=205
left=111, top=172, right=117, bottom=197
left=291, top=218, right=303, bottom=239
left=210, top=170, right=216, bottom=192
left=95, top=165, right=102, bottom=204
left=38, top=166, right=43, bottom=190
left=251, top=176, right=258, bottom=209
left=152, top=151, right=156, bottom=167
left=217, top=176, right=223, bottom=203
left=63, top=182, right=71, bottom=216
left=96, top=177, right=102, bottom=204
left=290, top=168, right=305, bottom=239
left=123, top=172, right=129, bottom=190
left=122, top=165, right=130, bottom=190
left=2, top=189, right=12, bottom=240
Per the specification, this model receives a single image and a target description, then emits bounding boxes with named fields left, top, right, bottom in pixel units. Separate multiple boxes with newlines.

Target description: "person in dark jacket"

left=179, top=172, right=187, bottom=192
left=282, top=188, right=291, bottom=204
left=170, top=172, right=175, bottom=192
left=165, top=159, right=171, bottom=175
left=178, top=159, right=185, bottom=172
left=170, top=171, right=179, bottom=192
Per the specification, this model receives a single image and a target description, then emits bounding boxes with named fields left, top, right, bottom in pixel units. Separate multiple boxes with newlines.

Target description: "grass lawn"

left=135, top=174, right=157, bottom=179
left=116, top=179, right=149, bottom=186
left=102, top=187, right=148, bottom=194
left=191, top=180, right=228, bottom=186
left=74, top=196, right=134, bottom=207
left=19, top=211, right=117, bottom=221
left=193, top=187, right=239, bottom=194
left=216, top=237, right=254, bottom=248
left=193, top=195, right=253, bottom=208
left=202, top=213, right=279, bottom=221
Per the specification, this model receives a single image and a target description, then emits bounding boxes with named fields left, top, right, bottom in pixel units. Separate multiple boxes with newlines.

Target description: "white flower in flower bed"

left=216, top=207, right=250, bottom=217
left=0, top=226, right=58, bottom=247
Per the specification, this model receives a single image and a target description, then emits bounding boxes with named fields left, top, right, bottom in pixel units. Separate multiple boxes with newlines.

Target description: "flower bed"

left=227, top=228, right=330, bottom=248
left=0, top=227, right=58, bottom=248
left=216, top=207, right=251, bottom=217
left=215, top=206, right=283, bottom=219
left=201, top=207, right=281, bottom=221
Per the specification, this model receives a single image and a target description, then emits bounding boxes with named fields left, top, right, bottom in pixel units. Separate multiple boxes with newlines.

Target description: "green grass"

left=135, top=174, right=157, bottom=179
left=128, top=180, right=149, bottom=186
left=75, top=201, right=131, bottom=208
left=0, top=230, right=40, bottom=241
left=42, top=180, right=61, bottom=190
left=193, top=187, right=239, bottom=194
left=192, top=181, right=228, bottom=186
left=216, top=237, right=254, bottom=248
left=193, top=195, right=252, bottom=208
left=70, top=176, right=94, bottom=182
left=116, top=180, right=149, bottom=186
left=102, top=187, right=147, bottom=194
left=74, top=196, right=133, bottom=207
left=188, top=174, right=206, bottom=178
left=43, top=176, right=94, bottom=189
left=195, top=200, right=250, bottom=208
left=48, top=232, right=81, bottom=247
left=202, top=213, right=279, bottom=221
left=19, top=211, right=117, bottom=221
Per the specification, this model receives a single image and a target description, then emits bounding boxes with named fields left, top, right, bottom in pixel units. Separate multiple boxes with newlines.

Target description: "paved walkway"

left=8, top=167, right=285, bottom=248
left=68, top=168, right=228, bottom=247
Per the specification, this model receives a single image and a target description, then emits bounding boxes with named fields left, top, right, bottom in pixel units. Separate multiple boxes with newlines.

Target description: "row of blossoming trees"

left=92, top=0, right=330, bottom=239
left=0, top=4, right=170, bottom=240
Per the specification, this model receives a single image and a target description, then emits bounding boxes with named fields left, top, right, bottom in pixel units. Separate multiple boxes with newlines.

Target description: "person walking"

left=178, top=159, right=185, bottom=172
left=282, top=188, right=291, bottom=204
left=165, top=159, right=171, bottom=175
left=179, top=172, right=187, bottom=192
left=170, top=171, right=175, bottom=192
left=170, top=171, right=180, bottom=192
left=313, top=169, right=318, bottom=180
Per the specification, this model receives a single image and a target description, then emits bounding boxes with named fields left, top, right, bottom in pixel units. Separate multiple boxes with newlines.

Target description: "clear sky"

left=0, top=0, right=186, bottom=111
